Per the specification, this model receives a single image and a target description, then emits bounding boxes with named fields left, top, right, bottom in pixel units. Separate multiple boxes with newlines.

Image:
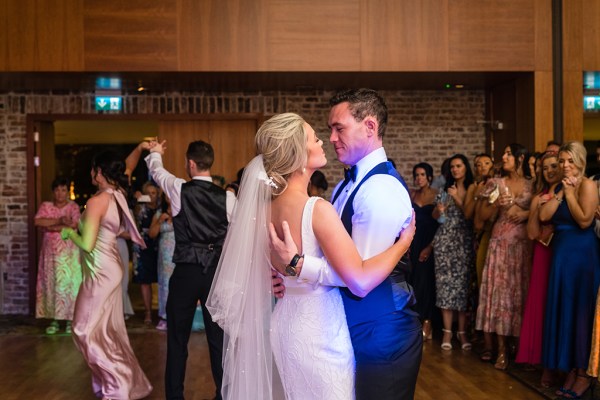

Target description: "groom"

left=271, top=88, right=422, bottom=399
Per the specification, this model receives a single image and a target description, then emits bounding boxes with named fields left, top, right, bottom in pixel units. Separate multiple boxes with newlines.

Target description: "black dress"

left=132, top=204, right=158, bottom=284
left=408, top=202, right=439, bottom=321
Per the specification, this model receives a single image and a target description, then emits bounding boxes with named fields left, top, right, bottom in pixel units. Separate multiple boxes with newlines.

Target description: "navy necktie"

left=344, top=165, right=357, bottom=183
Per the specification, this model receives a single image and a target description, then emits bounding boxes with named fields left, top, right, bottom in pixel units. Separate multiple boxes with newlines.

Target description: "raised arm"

left=125, top=141, right=153, bottom=179
left=61, top=193, right=108, bottom=253
left=145, top=140, right=186, bottom=216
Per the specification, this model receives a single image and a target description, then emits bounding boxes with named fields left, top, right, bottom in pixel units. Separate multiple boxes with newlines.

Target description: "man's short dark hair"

left=186, top=140, right=214, bottom=170
left=330, top=88, right=388, bottom=138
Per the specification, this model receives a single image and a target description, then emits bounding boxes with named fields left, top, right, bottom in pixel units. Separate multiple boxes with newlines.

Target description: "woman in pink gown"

left=515, top=152, right=561, bottom=386
left=62, top=151, right=152, bottom=400
left=34, top=177, right=81, bottom=334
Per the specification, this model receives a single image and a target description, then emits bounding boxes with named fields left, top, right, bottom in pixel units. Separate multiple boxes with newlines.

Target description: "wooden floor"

left=0, top=320, right=549, bottom=400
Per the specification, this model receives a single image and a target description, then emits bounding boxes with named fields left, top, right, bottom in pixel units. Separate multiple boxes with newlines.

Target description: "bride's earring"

left=302, top=167, right=306, bottom=174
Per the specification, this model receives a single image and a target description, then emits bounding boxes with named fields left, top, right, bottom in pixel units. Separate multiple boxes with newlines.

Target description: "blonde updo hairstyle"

left=255, top=113, right=308, bottom=197
left=559, top=141, right=587, bottom=176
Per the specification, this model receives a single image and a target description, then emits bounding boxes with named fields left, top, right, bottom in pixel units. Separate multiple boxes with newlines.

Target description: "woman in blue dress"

left=408, top=162, right=439, bottom=340
left=539, top=141, right=600, bottom=399
left=133, top=181, right=160, bottom=324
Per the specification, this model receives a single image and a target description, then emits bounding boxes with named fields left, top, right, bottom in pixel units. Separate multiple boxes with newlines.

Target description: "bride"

left=207, top=113, right=415, bottom=399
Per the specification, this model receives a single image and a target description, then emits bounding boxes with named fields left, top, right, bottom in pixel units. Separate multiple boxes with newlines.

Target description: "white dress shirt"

left=299, top=147, right=413, bottom=287
left=145, top=152, right=235, bottom=221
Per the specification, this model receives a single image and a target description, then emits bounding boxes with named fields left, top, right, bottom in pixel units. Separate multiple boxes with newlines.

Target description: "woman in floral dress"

left=476, top=143, right=533, bottom=370
left=149, top=198, right=175, bottom=331
left=34, top=177, right=81, bottom=334
left=432, top=154, right=475, bottom=351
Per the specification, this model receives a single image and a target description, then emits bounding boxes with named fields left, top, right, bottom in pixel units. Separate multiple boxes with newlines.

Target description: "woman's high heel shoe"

left=556, top=369, right=577, bottom=396
left=456, top=331, right=472, bottom=350
left=494, top=351, right=508, bottom=370
left=422, top=320, right=432, bottom=341
left=563, top=374, right=594, bottom=399
left=441, top=329, right=453, bottom=350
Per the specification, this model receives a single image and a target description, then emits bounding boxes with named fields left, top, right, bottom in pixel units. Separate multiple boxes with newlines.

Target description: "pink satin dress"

left=72, top=189, right=152, bottom=399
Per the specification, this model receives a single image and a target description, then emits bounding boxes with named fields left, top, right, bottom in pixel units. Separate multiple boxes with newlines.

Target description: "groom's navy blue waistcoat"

left=333, top=161, right=416, bottom=328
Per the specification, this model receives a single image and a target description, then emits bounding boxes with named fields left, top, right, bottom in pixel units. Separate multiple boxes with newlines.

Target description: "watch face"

left=285, top=265, right=297, bottom=277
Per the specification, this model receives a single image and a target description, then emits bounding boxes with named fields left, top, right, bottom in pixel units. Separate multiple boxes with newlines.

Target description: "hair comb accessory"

left=258, top=170, right=278, bottom=189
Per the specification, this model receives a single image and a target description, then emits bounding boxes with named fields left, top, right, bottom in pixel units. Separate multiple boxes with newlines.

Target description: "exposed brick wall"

left=0, top=89, right=484, bottom=314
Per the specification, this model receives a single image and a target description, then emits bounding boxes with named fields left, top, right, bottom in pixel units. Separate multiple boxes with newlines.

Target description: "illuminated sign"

left=95, top=96, right=122, bottom=111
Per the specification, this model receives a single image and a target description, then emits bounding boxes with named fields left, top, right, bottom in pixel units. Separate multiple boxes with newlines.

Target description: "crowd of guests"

left=34, top=144, right=248, bottom=334
left=33, top=118, right=600, bottom=400
left=406, top=140, right=600, bottom=398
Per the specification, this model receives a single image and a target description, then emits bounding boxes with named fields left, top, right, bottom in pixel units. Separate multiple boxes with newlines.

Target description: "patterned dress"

left=432, top=194, right=475, bottom=311
left=156, top=211, right=175, bottom=320
left=35, top=201, right=82, bottom=320
left=476, top=178, right=533, bottom=336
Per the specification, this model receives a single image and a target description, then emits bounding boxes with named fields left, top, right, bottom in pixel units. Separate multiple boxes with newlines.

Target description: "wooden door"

left=158, top=117, right=259, bottom=184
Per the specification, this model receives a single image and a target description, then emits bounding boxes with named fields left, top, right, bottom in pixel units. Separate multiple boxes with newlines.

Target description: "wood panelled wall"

left=0, top=0, right=552, bottom=72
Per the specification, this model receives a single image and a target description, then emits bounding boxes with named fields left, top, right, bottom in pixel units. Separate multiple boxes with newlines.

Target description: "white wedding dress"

left=270, top=197, right=355, bottom=400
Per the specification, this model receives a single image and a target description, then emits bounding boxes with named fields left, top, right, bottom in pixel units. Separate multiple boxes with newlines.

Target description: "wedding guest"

left=408, top=162, right=439, bottom=340
left=133, top=181, right=160, bottom=325
left=476, top=143, right=532, bottom=370
left=61, top=151, right=152, bottom=399
left=149, top=196, right=175, bottom=331
left=516, top=151, right=561, bottom=387
left=308, top=170, right=329, bottom=198
left=432, top=154, right=475, bottom=351
left=464, top=154, right=495, bottom=288
left=34, top=177, right=81, bottom=334
left=145, top=139, right=236, bottom=400
left=540, top=141, right=599, bottom=398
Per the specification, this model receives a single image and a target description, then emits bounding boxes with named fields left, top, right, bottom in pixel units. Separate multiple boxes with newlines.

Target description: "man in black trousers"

left=145, top=139, right=235, bottom=400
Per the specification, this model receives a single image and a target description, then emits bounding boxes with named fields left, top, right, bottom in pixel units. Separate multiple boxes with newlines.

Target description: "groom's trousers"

left=351, top=310, right=423, bottom=400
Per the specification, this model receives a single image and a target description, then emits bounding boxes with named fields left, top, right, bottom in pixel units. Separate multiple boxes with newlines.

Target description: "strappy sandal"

left=441, top=329, right=453, bottom=350
left=562, top=374, right=594, bottom=399
left=556, top=369, right=576, bottom=396
left=456, top=331, right=472, bottom=350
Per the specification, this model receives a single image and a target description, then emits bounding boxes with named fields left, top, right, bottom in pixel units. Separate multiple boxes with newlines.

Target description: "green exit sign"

left=584, top=96, right=600, bottom=111
left=95, top=96, right=122, bottom=111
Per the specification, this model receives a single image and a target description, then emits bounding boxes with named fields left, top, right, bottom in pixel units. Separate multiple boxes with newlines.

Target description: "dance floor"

left=0, top=312, right=563, bottom=400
